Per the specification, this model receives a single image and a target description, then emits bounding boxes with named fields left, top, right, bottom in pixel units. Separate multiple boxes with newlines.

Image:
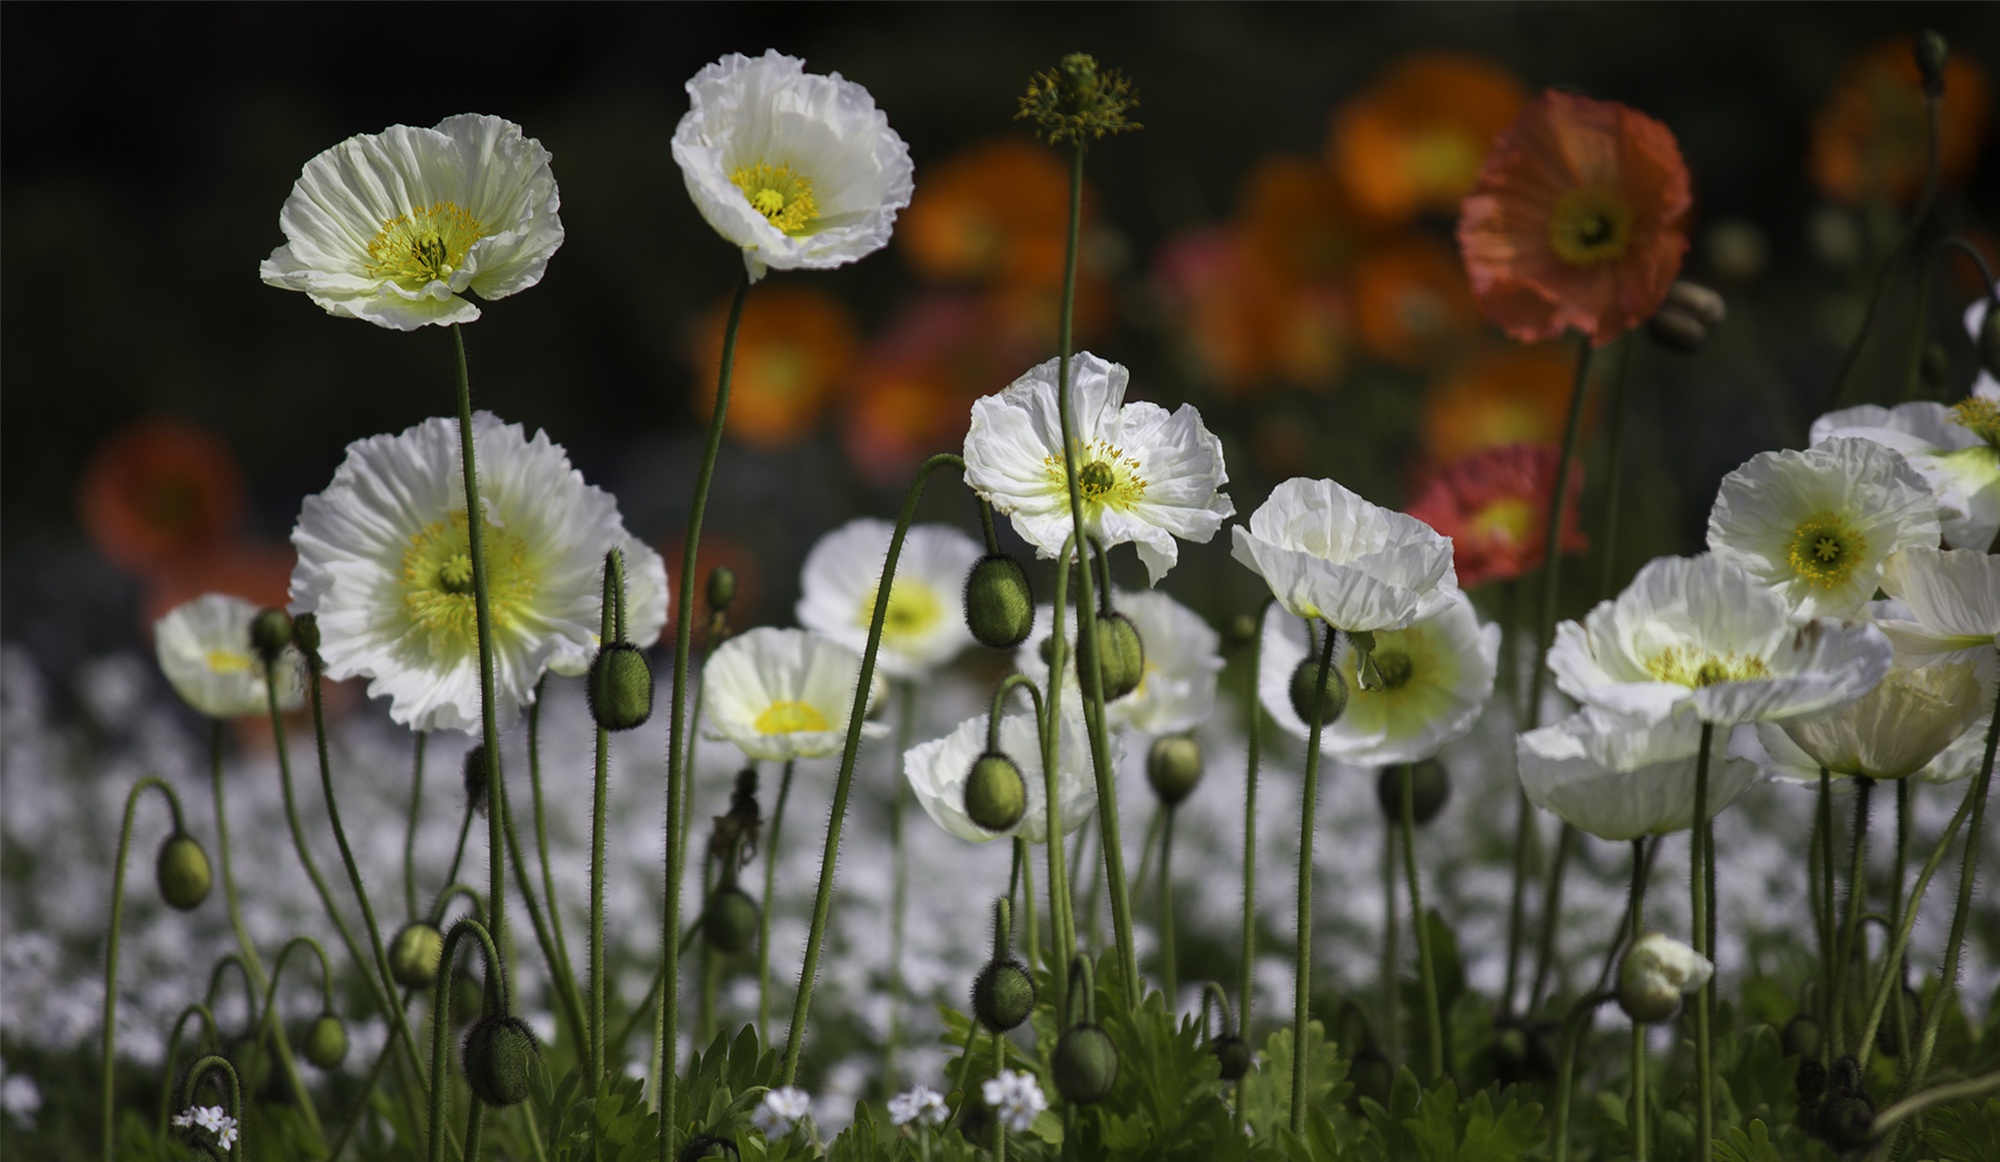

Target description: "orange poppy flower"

left=900, top=135, right=1083, bottom=287
left=1350, top=233, right=1483, bottom=366
left=1458, top=90, right=1691, bottom=347
left=79, top=418, right=245, bottom=577
left=842, top=295, right=1001, bottom=487
left=1234, top=154, right=1369, bottom=285
left=1406, top=443, right=1587, bottom=588
left=692, top=282, right=861, bottom=450
left=1421, top=343, right=1586, bottom=467
left=1330, top=53, right=1528, bottom=224
left=1810, top=39, right=1991, bottom=205
left=1153, top=228, right=1349, bottom=396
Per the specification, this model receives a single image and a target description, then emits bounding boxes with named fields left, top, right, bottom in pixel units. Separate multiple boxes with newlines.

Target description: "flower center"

left=1785, top=511, right=1866, bottom=589
left=1469, top=497, right=1536, bottom=545
left=1644, top=646, right=1772, bottom=688
left=1548, top=186, right=1634, bottom=266
left=1371, top=649, right=1414, bottom=689
left=754, top=700, right=828, bottom=734
left=366, top=201, right=486, bottom=288
left=205, top=649, right=254, bottom=674
left=860, top=579, right=945, bottom=647
left=402, top=510, right=536, bottom=655
left=731, top=163, right=819, bottom=235
left=1949, top=396, right=2000, bottom=446
left=1407, top=131, right=1480, bottom=190
left=1047, top=440, right=1148, bottom=512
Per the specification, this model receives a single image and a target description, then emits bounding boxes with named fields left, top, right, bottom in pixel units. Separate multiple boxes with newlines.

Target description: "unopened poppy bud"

left=462, top=745, right=489, bottom=813
left=1375, top=760, right=1450, bottom=825
left=1052, top=1024, right=1119, bottom=1104
left=1228, top=614, right=1258, bottom=648
left=1914, top=31, right=1948, bottom=98
left=1618, top=931, right=1713, bottom=1024
left=1979, top=303, right=2000, bottom=379
left=1795, top=1057, right=1827, bottom=1103
left=706, top=566, right=737, bottom=614
left=1648, top=281, right=1726, bottom=352
left=291, top=611, right=321, bottom=661
left=461, top=1014, right=538, bottom=1107
left=155, top=832, right=212, bottom=911
left=1781, top=1013, right=1823, bottom=1062
left=1288, top=658, right=1348, bottom=726
left=963, top=752, right=1028, bottom=832
left=1146, top=737, right=1203, bottom=807
left=587, top=643, right=654, bottom=731
left=1346, top=1048, right=1393, bottom=1108
left=965, top=554, right=1036, bottom=649
left=389, top=922, right=445, bottom=989
left=303, top=1013, right=348, bottom=1069
left=1208, top=1033, right=1250, bottom=1081
left=250, top=608, right=294, bottom=665
left=1816, top=1086, right=1875, bottom=1151
left=972, top=959, right=1037, bottom=1033
left=1096, top=612, right=1145, bottom=700
left=702, top=886, right=760, bottom=955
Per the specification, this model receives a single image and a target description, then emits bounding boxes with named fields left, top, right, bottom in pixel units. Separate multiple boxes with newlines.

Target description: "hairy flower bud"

left=587, top=643, right=654, bottom=731
left=703, top=886, right=760, bottom=955
left=390, top=922, right=445, bottom=990
left=964, top=554, right=1036, bottom=649
left=963, top=751, right=1028, bottom=832
left=1375, top=760, right=1450, bottom=825
left=1208, top=1033, right=1250, bottom=1081
left=1146, top=736, right=1203, bottom=807
left=1096, top=612, right=1145, bottom=701
left=291, top=611, right=321, bottom=661
left=1647, top=280, right=1727, bottom=352
left=1618, top=932, right=1713, bottom=1024
left=303, top=1013, right=348, bottom=1070
left=461, top=1015, right=538, bottom=1107
left=155, top=832, right=212, bottom=911
left=462, top=744, right=489, bottom=814
left=1288, top=657, right=1348, bottom=726
left=1052, top=1023, right=1119, bottom=1104
left=972, top=958, right=1037, bottom=1033
left=706, top=566, right=738, bottom=614
left=250, top=608, right=294, bottom=665
left=1781, top=1013, right=1823, bottom=1062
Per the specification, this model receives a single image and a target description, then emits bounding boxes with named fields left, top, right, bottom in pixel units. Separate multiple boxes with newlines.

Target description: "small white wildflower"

left=215, top=1114, right=241, bottom=1150
left=752, top=1085, right=812, bottom=1137
left=0, top=1072, right=41, bottom=1125
left=887, top=1084, right=948, bottom=1127
left=980, top=1070, right=1047, bottom=1133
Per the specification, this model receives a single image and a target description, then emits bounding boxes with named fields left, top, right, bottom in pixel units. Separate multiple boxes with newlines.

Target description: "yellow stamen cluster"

left=755, top=700, right=828, bottom=734
left=367, top=201, right=486, bottom=288
left=1047, top=439, right=1148, bottom=510
left=730, top=162, right=819, bottom=235
left=205, top=650, right=254, bottom=675
left=402, top=510, right=535, bottom=656
left=1016, top=53, right=1141, bottom=146
left=1548, top=186, right=1634, bottom=266
left=860, top=579, right=945, bottom=647
left=1644, top=646, right=1772, bottom=689
left=1785, top=511, right=1866, bottom=589
left=1949, top=396, right=2000, bottom=446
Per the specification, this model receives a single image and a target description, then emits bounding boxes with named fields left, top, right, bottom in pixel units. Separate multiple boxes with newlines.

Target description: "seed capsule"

left=303, top=1013, right=348, bottom=1070
left=155, top=833, right=212, bottom=911
left=706, top=566, right=738, bottom=614
left=963, top=751, right=1028, bottom=832
left=964, top=554, right=1036, bottom=649
left=461, top=1015, right=538, bottom=1107
left=587, top=643, right=654, bottom=731
left=702, top=886, right=760, bottom=955
left=389, top=922, right=445, bottom=990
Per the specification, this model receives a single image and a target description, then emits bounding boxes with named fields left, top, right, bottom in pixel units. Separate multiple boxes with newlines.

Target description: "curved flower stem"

left=179, top=1055, right=244, bottom=1162
left=1401, top=765, right=1445, bottom=1080
left=1238, top=599, right=1270, bottom=1101
left=1832, top=776, right=1875, bottom=1057
left=1017, top=838, right=1039, bottom=983
left=887, top=679, right=917, bottom=1090
left=1040, top=544, right=1080, bottom=1001
left=780, top=452, right=967, bottom=1082
left=256, top=937, right=338, bottom=1058
left=1159, top=806, right=1179, bottom=1006
left=425, top=917, right=506, bottom=1162
left=1899, top=246, right=1940, bottom=404
left=1855, top=777, right=1975, bottom=1072
left=588, top=552, right=622, bottom=1092
left=1552, top=991, right=1615, bottom=1162
left=157, top=1003, right=220, bottom=1135
left=1290, top=625, right=1340, bottom=1134
left=1874, top=1069, right=2000, bottom=1142
left=759, top=760, right=795, bottom=1046
left=1690, top=723, right=1716, bottom=1162
left=525, top=679, right=583, bottom=1007
left=661, top=277, right=750, bottom=1151
left=1505, top=334, right=1593, bottom=1016
left=1625, top=838, right=1652, bottom=1162
left=101, top=776, right=187, bottom=1162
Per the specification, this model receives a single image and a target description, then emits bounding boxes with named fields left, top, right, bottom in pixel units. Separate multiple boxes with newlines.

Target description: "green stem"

left=1505, top=334, right=1594, bottom=1014
left=661, top=277, right=750, bottom=1153
left=1382, top=810, right=1400, bottom=1068
left=780, top=453, right=968, bottom=1082
left=1553, top=992, right=1615, bottom=1162
left=1237, top=599, right=1269, bottom=1093
left=1401, top=764, right=1444, bottom=1080
left=1690, top=723, right=1715, bottom=1162
left=1018, top=838, right=1038, bottom=987
left=405, top=732, right=427, bottom=920
left=993, top=1031, right=1008, bottom=1162
left=760, top=760, right=795, bottom=1045
left=1899, top=246, right=1940, bottom=403
left=1040, top=547, right=1080, bottom=1001
left=178, top=1055, right=244, bottom=1162
left=1160, top=807, right=1179, bottom=1004
left=496, top=755, right=588, bottom=1059
left=157, top=1004, right=219, bottom=1136
left=1290, top=626, right=1340, bottom=1133
left=1133, top=807, right=1163, bottom=917
left=887, top=680, right=916, bottom=1090
left=425, top=917, right=506, bottom=1162
left=526, top=678, right=583, bottom=1020
left=256, top=937, right=338, bottom=1083
left=1833, top=777, right=1875, bottom=1057
left=1855, top=774, right=1976, bottom=1072
left=1596, top=339, right=1636, bottom=602
left=1530, top=824, right=1576, bottom=1011
left=1626, top=838, right=1651, bottom=1162
left=1874, top=1070, right=2000, bottom=1140
left=588, top=552, right=621, bottom=1092
left=101, top=776, right=186, bottom=1162
left=1816, top=768, right=1836, bottom=1053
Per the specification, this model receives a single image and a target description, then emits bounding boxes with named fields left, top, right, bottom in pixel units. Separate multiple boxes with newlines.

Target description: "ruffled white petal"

left=1879, top=546, right=2000, bottom=657
left=903, top=709, right=1106, bottom=845
left=796, top=520, right=981, bottom=679
left=1231, top=477, right=1456, bottom=632
left=1810, top=402, right=2000, bottom=551
left=702, top=627, right=887, bottom=762
left=1518, top=706, right=1760, bottom=840
left=154, top=594, right=304, bottom=719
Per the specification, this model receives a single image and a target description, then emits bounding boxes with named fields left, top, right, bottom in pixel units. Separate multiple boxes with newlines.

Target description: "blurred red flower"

left=1153, top=227, right=1349, bottom=396
left=1810, top=38, right=1992, bottom=206
left=79, top=418, right=244, bottom=576
left=1350, top=233, right=1482, bottom=366
left=1421, top=343, right=1587, bottom=468
left=692, top=282, right=861, bottom=451
left=1407, top=443, right=1587, bottom=587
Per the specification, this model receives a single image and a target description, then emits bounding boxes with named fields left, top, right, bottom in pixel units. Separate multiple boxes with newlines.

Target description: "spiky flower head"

left=1017, top=53, right=1141, bottom=146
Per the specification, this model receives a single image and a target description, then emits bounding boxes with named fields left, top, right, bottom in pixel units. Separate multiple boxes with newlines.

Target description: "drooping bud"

left=1796, top=1057, right=1827, bottom=1104
left=1208, top=1033, right=1250, bottom=1081
left=1288, top=657, right=1348, bottom=726
left=1052, top=1024, right=1119, bottom=1104
left=291, top=611, right=321, bottom=662
left=972, top=899, right=1036, bottom=1032
left=1914, top=31, right=1948, bottom=98
left=461, top=1014, right=538, bottom=1107
left=706, top=566, right=738, bottom=614
left=587, top=643, right=654, bottom=731
left=1647, top=280, right=1728, bottom=352
left=303, top=1013, right=349, bottom=1069
left=1618, top=932, right=1713, bottom=1024
left=1346, top=1048, right=1393, bottom=1109
left=1375, top=760, right=1450, bottom=825
left=1095, top=612, right=1145, bottom=701
left=250, top=608, right=294, bottom=665
left=702, top=886, right=760, bottom=955
left=963, top=752, right=1028, bottom=833
left=155, top=832, right=212, bottom=911
left=389, top=923, right=445, bottom=990
left=462, top=744, right=489, bottom=814
left=964, top=554, right=1036, bottom=649
left=1146, top=737, right=1203, bottom=807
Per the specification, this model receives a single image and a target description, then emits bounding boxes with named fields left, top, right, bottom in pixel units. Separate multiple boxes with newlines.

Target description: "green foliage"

left=1921, top=1097, right=2000, bottom=1162
left=1713, top=1119, right=1782, bottom=1162
left=1238, top=1021, right=1349, bottom=1138
left=1352, top=1071, right=1542, bottom=1162
left=531, top=1060, right=659, bottom=1162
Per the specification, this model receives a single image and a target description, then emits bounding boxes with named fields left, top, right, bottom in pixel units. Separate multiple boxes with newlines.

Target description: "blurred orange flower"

left=1810, top=38, right=1992, bottom=205
left=1458, top=90, right=1691, bottom=347
left=661, top=531, right=761, bottom=640
left=1350, top=233, right=1482, bottom=366
left=1235, top=154, right=1368, bottom=285
left=1329, top=52, right=1529, bottom=223
left=692, top=282, right=861, bottom=450
left=900, top=135, right=1082, bottom=287
left=79, top=418, right=245, bottom=577
left=843, top=296, right=1004, bottom=487
left=1153, top=228, right=1349, bottom=395
left=1406, top=443, right=1587, bottom=587
left=141, top=541, right=296, bottom=634
left=1421, top=343, right=1583, bottom=467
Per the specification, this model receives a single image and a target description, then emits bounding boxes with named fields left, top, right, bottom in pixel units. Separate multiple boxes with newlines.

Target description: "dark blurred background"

left=6, top=3, right=1997, bottom=699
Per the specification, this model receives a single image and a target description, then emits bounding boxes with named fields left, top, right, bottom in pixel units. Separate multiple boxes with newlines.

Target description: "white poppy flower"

left=795, top=519, right=981, bottom=679
left=1810, top=402, right=1999, bottom=552
left=1877, top=546, right=2000, bottom=662
left=1707, top=438, right=1938, bottom=618
left=155, top=594, right=305, bottom=719
left=1518, top=706, right=1760, bottom=840
left=903, top=708, right=1107, bottom=845
left=963, top=352, right=1233, bottom=585
left=1546, top=554, right=1892, bottom=728
left=671, top=50, right=914, bottom=282
left=1618, top=932, right=1713, bottom=1023
left=260, top=114, right=563, bottom=331
left=702, top=627, right=886, bottom=762
left=1258, top=591, right=1498, bottom=766
left=1013, top=589, right=1223, bottom=735
left=289, top=413, right=668, bottom=733
left=1231, top=477, right=1457, bottom=633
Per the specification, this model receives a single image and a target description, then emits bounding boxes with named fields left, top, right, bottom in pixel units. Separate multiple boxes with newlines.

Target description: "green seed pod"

left=587, top=643, right=654, bottom=731
left=1980, top=303, right=2000, bottom=380
left=462, top=745, right=489, bottom=813
left=1914, top=30, right=1948, bottom=97
left=965, top=554, right=1036, bottom=649
left=250, top=608, right=294, bottom=664
left=1052, top=1023, right=1119, bottom=1104
left=1781, top=1014, right=1823, bottom=1062
left=1375, top=760, right=1450, bottom=825
left=1146, top=737, right=1203, bottom=807
left=1096, top=612, right=1145, bottom=700
left=461, top=1014, right=538, bottom=1108
left=963, top=752, right=1028, bottom=832
left=155, top=832, right=212, bottom=911
left=1208, top=1033, right=1250, bottom=1082
left=303, top=1013, right=348, bottom=1070
left=1228, top=614, right=1258, bottom=648
left=972, top=958, right=1036, bottom=1033
left=1288, top=657, right=1348, bottom=726
left=389, top=922, right=445, bottom=990
left=702, top=886, right=760, bottom=955
left=706, top=566, right=738, bottom=614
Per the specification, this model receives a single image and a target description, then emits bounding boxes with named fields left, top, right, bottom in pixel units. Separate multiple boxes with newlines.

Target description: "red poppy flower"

left=1458, top=91, right=1691, bottom=347
left=79, top=418, right=245, bottom=577
left=1810, top=38, right=1991, bottom=206
left=1407, top=443, right=1588, bottom=588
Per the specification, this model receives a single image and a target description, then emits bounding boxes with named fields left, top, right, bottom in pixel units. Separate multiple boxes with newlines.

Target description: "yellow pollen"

left=755, top=700, right=828, bottom=734
left=1949, top=396, right=2000, bottom=446
left=1045, top=440, right=1147, bottom=510
left=402, top=510, right=535, bottom=657
left=1785, top=512, right=1866, bottom=589
left=438, top=553, right=476, bottom=594
left=860, top=580, right=944, bottom=647
left=366, top=201, right=486, bottom=288
left=1645, top=646, right=1772, bottom=689
left=206, top=650, right=253, bottom=674
left=1548, top=185, right=1634, bottom=266
left=731, top=162, right=819, bottom=235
